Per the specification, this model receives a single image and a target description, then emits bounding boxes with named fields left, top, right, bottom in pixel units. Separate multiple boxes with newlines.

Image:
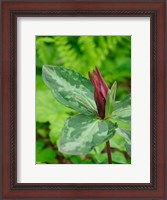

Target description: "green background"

left=36, top=36, right=131, bottom=164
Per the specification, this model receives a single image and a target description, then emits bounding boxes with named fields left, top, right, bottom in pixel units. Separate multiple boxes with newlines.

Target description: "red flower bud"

left=88, top=67, right=108, bottom=119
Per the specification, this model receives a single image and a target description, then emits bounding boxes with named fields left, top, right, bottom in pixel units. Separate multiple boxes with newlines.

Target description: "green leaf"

left=36, top=140, right=45, bottom=152
left=36, top=147, right=56, bottom=163
left=36, top=89, right=72, bottom=144
left=112, top=94, right=131, bottom=123
left=91, top=152, right=107, bottom=164
left=36, top=122, right=49, bottom=138
left=111, top=119, right=131, bottom=130
left=42, top=65, right=97, bottom=115
left=109, top=133, right=126, bottom=151
left=105, top=81, right=117, bottom=118
left=58, top=114, right=116, bottom=155
left=112, top=151, right=127, bottom=164
left=70, top=156, right=82, bottom=164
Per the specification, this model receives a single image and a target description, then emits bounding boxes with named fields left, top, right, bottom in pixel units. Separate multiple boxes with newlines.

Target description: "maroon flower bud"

left=88, top=67, right=108, bottom=119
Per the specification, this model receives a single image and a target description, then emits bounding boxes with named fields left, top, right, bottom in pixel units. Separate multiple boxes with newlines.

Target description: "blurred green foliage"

left=36, top=36, right=131, bottom=164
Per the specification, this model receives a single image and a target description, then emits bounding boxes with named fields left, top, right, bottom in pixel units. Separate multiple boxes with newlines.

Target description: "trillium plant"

left=42, top=65, right=131, bottom=164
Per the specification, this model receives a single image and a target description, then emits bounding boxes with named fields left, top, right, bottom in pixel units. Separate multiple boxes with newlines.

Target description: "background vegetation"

left=36, top=36, right=131, bottom=164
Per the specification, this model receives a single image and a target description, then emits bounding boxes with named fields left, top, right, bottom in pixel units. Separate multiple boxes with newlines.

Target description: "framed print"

left=1, top=0, right=166, bottom=199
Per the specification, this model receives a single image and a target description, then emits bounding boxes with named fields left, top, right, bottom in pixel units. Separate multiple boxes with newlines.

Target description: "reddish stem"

left=106, top=140, right=112, bottom=164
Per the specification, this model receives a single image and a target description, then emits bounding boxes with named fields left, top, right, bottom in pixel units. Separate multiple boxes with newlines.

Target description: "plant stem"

left=106, top=140, right=112, bottom=164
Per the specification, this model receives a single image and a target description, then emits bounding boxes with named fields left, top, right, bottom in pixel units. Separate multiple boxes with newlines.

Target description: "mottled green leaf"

left=94, top=142, right=106, bottom=154
left=125, top=142, right=131, bottom=157
left=107, top=120, right=117, bottom=137
left=42, top=65, right=97, bottom=115
left=59, top=114, right=116, bottom=155
left=116, top=128, right=131, bottom=144
left=112, top=94, right=131, bottom=124
left=105, top=81, right=117, bottom=118
left=116, top=128, right=131, bottom=156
